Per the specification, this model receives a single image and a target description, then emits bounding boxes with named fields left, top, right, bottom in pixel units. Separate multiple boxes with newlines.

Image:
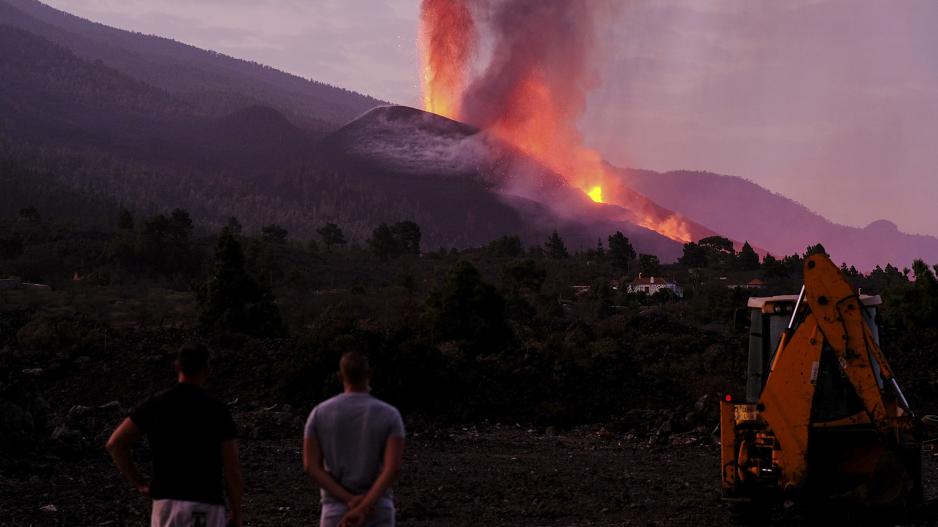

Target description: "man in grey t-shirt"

left=303, top=351, right=405, bottom=527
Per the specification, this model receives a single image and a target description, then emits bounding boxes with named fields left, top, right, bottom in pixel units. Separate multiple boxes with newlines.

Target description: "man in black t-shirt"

left=106, top=343, right=242, bottom=527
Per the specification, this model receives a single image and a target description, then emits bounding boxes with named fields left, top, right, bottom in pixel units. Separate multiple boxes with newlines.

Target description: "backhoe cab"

left=721, top=253, right=924, bottom=517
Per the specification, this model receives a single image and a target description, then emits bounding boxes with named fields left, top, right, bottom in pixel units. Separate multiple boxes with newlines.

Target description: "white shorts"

left=320, top=505, right=395, bottom=527
left=151, top=499, right=226, bottom=527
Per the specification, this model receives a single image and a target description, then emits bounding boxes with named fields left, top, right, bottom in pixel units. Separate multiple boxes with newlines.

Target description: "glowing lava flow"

left=587, top=186, right=603, bottom=203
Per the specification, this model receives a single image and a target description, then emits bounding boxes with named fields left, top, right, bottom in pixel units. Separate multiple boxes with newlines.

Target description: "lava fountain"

left=418, top=0, right=696, bottom=243
left=418, top=0, right=475, bottom=120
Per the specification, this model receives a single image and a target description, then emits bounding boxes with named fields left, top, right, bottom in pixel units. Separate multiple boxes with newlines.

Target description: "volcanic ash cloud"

left=419, top=0, right=697, bottom=243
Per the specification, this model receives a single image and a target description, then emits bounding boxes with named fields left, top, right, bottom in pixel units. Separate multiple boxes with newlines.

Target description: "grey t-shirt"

left=304, top=393, right=405, bottom=513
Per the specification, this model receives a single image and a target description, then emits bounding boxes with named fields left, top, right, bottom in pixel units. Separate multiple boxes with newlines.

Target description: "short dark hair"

left=339, top=351, right=369, bottom=385
left=176, top=342, right=211, bottom=376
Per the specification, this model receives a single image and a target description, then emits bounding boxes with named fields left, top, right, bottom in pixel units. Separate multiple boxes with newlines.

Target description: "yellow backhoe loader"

left=720, top=253, right=926, bottom=519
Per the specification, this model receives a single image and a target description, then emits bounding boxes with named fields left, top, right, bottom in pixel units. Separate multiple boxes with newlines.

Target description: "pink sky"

left=45, top=0, right=938, bottom=236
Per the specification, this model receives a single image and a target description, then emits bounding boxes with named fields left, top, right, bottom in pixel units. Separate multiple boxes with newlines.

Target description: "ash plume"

left=419, top=1, right=699, bottom=243
left=420, top=0, right=615, bottom=180
left=460, top=1, right=606, bottom=159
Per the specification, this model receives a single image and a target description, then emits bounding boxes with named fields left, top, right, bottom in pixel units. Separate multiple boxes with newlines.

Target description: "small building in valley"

left=626, top=275, right=684, bottom=298
left=728, top=278, right=767, bottom=290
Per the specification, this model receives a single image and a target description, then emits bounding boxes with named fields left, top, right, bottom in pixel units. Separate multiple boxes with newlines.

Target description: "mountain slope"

left=0, top=25, right=191, bottom=149
left=616, top=169, right=938, bottom=269
left=0, top=0, right=382, bottom=132
left=0, top=25, right=321, bottom=172
left=0, top=27, right=681, bottom=253
left=321, top=106, right=684, bottom=257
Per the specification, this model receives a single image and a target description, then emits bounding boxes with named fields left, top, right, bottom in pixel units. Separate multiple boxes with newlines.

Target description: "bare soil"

left=1, top=309, right=935, bottom=526
left=3, top=422, right=936, bottom=527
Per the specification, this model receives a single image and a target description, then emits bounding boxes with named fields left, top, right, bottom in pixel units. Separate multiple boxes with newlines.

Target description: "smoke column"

left=419, top=0, right=476, bottom=119
left=460, top=0, right=607, bottom=182
left=419, top=0, right=696, bottom=242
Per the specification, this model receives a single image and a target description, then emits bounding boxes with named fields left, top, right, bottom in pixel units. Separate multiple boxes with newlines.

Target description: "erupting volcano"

left=419, top=0, right=697, bottom=243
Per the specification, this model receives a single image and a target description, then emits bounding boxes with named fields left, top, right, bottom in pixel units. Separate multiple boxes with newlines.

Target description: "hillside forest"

left=2, top=205, right=936, bottom=450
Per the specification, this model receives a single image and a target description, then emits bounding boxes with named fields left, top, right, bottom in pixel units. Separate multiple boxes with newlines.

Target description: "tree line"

left=2, top=205, right=937, bottom=424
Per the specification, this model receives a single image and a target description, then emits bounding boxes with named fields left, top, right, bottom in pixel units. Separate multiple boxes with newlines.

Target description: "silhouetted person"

left=106, top=343, right=242, bottom=527
left=303, top=351, right=405, bottom=527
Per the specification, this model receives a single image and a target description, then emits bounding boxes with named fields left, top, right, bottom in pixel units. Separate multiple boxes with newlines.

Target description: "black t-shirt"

left=130, top=383, right=237, bottom=505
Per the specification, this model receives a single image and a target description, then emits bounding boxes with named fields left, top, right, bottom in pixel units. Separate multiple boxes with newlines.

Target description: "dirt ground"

left=3, top=422, right=936, bottom=527
left=1, top=312, right=936, bottom=527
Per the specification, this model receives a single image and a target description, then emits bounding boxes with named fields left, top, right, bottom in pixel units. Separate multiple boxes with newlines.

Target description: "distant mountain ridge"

left=0, top=0, right=382, bottom=132
left=615, top=169, right=938, bottom=269
left=0, top=25, right=321, bottom=172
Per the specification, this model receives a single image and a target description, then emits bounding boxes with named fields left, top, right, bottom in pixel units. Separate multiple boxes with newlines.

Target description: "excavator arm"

left=734, top=253, right=922, bottom=507
left=801, top=254, right=902, bottom=430
left=758, top=313, right=824, bottom=489
left=756, top=254, right=904, bottom=493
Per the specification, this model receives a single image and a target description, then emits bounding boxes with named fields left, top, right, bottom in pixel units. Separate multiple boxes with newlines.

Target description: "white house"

left=728, top=278, right=766, bottom=290
left=626, top=275, right=684, bottom=298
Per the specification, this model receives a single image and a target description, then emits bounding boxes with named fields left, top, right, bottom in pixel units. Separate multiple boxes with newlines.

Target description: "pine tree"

left=317, top=222, right=346, bottom=248
left=594, top=238, right=605, bottom=258
left=639, top=254, right=661, bottom=276
left=698, top=236, right=734, bottom=268
left=544, top=230, right=569, bottom=259
left=427, top=261, right=509, bottom=357
left=391, top=221, right=421, bottom=254
left=608, top=231, right=636, bottom=270
left=486, top=235, right=524, bottom=257
left=762, top=253, right=788, bottom=278
left=369, top=224, right=398, bottom=260
left=804, top=243, right=827, bottom=257
left=261, top=224, right=288, bottom=244
left=737, top=241, right=760, bottom=270
left=679, top=241, right=708, bottom=268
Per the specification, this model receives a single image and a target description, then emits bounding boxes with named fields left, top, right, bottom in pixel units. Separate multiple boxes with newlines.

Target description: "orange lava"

left=587, top=186, right=603, bottom=203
